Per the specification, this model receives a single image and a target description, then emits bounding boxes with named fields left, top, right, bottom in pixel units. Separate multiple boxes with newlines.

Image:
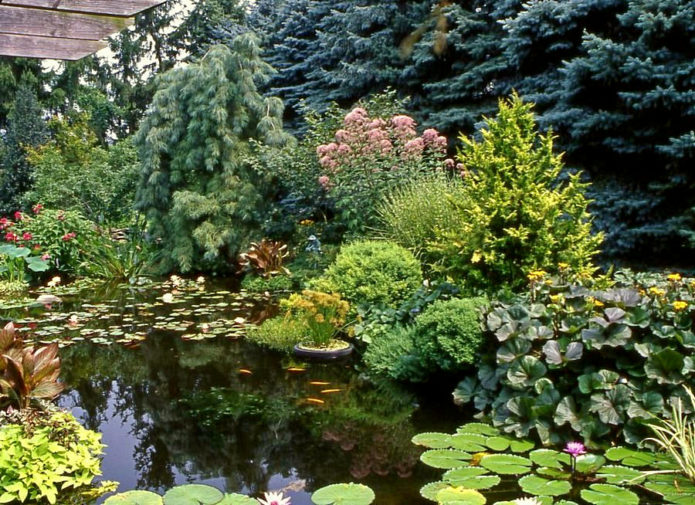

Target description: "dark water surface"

left=3, top=279, right=464, bottom=504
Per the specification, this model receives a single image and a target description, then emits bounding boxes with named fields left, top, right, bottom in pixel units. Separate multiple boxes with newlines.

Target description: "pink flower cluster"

left=62, top=232, right=77, bottom=242
left=316, top=108, right=449, bottom=190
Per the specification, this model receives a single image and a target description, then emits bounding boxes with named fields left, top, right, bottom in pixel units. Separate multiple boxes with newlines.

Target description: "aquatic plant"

left=414, top=422, right=695, bottom=504
left=281, top=290, right=349, bottom=348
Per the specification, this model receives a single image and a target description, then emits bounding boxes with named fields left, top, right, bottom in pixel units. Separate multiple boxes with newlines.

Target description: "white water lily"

left=514, top=498, right=542, bottom=505
left=257, top=491, right=291, bottom=505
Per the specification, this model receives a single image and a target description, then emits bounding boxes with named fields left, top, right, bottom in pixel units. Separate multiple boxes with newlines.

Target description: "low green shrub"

left=241, top=274, right=295, bottom=293
left=413, top=297, right=487, bottom=372
left=362, top=325, right=427, bottom=382
left=0, top=280, right=28, bottom=299
left=0, top=410, right=104, bottom=504
left=246, top=316, right=306, bottom=352
left=455, top=270, right=695, bottom=447
left=314, top=240, right=422, bottom=310
left=377, top=174, right=466, bottom=262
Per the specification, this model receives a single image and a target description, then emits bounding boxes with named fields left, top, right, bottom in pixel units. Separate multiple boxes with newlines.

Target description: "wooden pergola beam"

left=0, top=5, right=134, bottom=41
left=0, top=33, right=106, bottom=60
left=0, top=0, right=165, bottom=17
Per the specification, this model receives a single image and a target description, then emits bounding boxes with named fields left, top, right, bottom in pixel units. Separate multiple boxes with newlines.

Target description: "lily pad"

left=311, top=483, right=375, bottom=505
left=105, top=491, right=163, bottom=505
left=421, top=449, right=472, bottom=469
left=420, top=481, right=450, bottom=502
left=435, top=487, right=486, bottom=505
left=450, top=433, right=489, bottom=452
left=480, top=454, right=532, bottom=475
left=580, top=484, right=639, bottom=505
left=443, top=467, right=500, bottom=490
left=412, top=432, right=454, bottom=449
left=574, top=454, right=606, bottom=474
left=457, top=423, right=500, bottom=437
left=518, top=475, right=571, bottom=497
left=604, top=447, right=655, bottom=467
left=163, top=485, right=224, bottom=505
left=595, top=465, right=645, bottom=485
left=216, top=495, right=257, bottom=505
left=529, top=449, right=570, bottom=470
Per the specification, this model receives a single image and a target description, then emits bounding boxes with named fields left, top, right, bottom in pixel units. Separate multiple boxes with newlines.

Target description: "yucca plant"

left=646, top=386, right=695, bottom=482
left=0, top=322, right=64, bottom=410
left=238, top=239, right=290, bottom=278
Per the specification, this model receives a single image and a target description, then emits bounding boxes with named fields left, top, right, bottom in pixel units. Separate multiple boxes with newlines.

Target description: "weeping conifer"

left=134, top=34, right=290, bottom=273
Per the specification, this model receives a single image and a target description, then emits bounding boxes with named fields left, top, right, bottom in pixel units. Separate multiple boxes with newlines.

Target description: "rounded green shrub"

left=241, top=274, right=295, bottom=293
left=362, top=324, right=428, bottom=382
left=315, top=240, right=422, bottom=309
left=246, top=316, right=306, bottom=353
left=413, top=297, right=487, bottom=372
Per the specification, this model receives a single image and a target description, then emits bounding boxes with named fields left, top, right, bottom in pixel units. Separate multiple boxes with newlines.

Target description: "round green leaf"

left=596, top=465, right=645, bottom=485
left=457, top=423, right=501, bottom=437
left=163, top=485, right=224, bottom=505
left=421, top=449, right=472, bottom=469
left=217, top=495, right=257, bottom=505
left=443, top=467, right=489, bottom=481
left=412, top=432, right=454, bottom=449
left=519, top=475, right=571, bottom=497
left=580, top=484, right=639, bottom=505
left=604, top=447, right=655, bottom=467
left=509, top=439, right=535, bottom=453
left=311, top=483, right=375, bottom=505
left=435, top=487, right=486, bottom=505
left=480, top=454, right=532, bottom=475
left=485, top=436, right=511, bottom=451
left=443, top=467, right=500, bottom=490
left=105, top=491, right=164, bottom=505
left=450, top=433, right=489, bottom=452
left=574, top=454, right=606, bottom=474
left=420, top=482, right=450, bottom=502
left=536, top=467, right=571, bottom=480
left=529, top=449, right=570, bottom=470
left=507, top=356, right=547, bottom=387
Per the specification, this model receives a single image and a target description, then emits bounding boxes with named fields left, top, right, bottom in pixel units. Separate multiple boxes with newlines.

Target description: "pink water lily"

left=564, top=441, right=586, bottom=457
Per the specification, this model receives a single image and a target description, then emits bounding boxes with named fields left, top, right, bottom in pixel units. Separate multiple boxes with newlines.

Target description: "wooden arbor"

left=0, top=0, right=166, bottom=60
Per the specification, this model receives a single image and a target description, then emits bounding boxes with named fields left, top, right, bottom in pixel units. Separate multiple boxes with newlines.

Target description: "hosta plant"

left=414, top=422, right=694, bottom=504
left=0, top=322, right=64, bottom=410
left=454, top=270, right=695, bottom=446
left=239, top=239, right=290, bottom=278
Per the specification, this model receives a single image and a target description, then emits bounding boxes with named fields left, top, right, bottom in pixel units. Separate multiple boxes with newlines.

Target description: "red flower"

left=4, top=232, right=17, bottom=242
left=41, top=253, right=50, bottom=261
left=34, top=244, right=42, bottom=250
left=32, top=204, right=43, bottom=214
left=13, top=211, right=23, bottom=221
left=22, top=232, right=32, bottom=241
left=61, top=232, right=76, bottom=241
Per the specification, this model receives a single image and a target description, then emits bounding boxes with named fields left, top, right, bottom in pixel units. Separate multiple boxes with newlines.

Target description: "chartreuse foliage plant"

left=135, top=34, right=290, bottom=273
left=314, top=240, right=422, bottom=310
left=428, top=94, right=601, bottom=292
left=103, top=483, right=375, bottom=505
left=0, top=411, right=105, bottom=504
left=455, top=270, right=695, bottom=447
left=413, top=422, right=695, bottom=505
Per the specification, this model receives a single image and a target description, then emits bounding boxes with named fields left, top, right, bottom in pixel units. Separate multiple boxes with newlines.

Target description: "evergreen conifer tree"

left=134, top=34, right=290, bottom=273
left=0, top=84, right=48, bottom=215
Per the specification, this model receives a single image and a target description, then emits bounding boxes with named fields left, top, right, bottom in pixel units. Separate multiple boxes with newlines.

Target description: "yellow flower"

left=527, top=270, right=547, bottom=282
left=673, top=301, right=688, bottom=312
left=649, top=287, right=666, bottom=297
left=549, top=294, right=563, bottom=304
left=594, top=299, right=605, bottom=307
left=300, top=219, right=315, bottom=226
left=668, top=273, right=682, bottom=282
left=558, top=262, right=570, bottom=270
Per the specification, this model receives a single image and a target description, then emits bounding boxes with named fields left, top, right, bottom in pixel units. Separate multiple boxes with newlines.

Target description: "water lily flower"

left=196, top=276, right=205, bottom=284
left=162, top=293, right=174, bottom=303
left=514, top=498, right=542, bottom=505
left=47, top=276, right=61, bottom=288
left=564, top=441, right=586, bottom=457
left=257, top=491, right=291, bottom=505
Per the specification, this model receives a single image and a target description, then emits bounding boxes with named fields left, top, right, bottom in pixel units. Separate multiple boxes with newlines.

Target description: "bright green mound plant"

left=103, top=482, right=375, bottom=505
left=0, top=410, right=105, bottom=504
left=362, top=325, right=427, bottom=382
left=315, top=240, right=422, bottom=310
left=377, top=173, right=466, bottom=263
left=428, top=94, right=602, bottom=292
left=246, top=315, right=305, bottom=352
left=414, top=422, right=694, bottom=505
left=455, top=270, right=695, bottom=447
left=413, top=297, right=487, bottom=373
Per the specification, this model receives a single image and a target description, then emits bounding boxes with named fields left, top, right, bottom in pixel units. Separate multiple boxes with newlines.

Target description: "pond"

left=1, top=278, right=463, bottom=505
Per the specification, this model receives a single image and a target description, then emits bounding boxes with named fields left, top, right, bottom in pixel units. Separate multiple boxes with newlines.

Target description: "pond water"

left=1, top=278, right=463, bottom=505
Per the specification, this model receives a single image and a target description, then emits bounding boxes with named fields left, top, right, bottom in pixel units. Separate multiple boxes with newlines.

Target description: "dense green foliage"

left=245, top=315, right=305, bottom=352
left=429, top=95, right=601, bottom=292
left=413, top=421, right=693, bottom=505
left=413, top=297, right=487, bottom=373
left=134, top=35, right=290, bottom=273
left=455, top=270, right=695, bottom=447
left=315, top=241, right=422, bottom=310
left=0, top=411, right=104, bottom=504
left=24, top=115, right=139, bottom=224
left=0, top=84, right=48, bottom=215
left=377, top=174, right=466, bottom=262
